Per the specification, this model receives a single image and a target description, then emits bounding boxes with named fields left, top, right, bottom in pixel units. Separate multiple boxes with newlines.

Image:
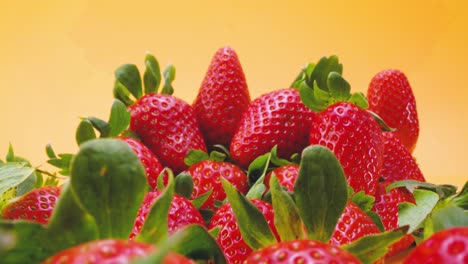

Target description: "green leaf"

left=113, top=79, right=134, bottom=106
left=0, top=187, right=16, bottom=211
left=299, top=82, right=327, bottom=112
left=70, top=139, right=147, bottom=239
left=294, top=145, right=348, bottom=242
left=432, top=206, right=468, bottom=232
left=398, top=189, right=440, bottom=233
left=6, top=143, right=14, bottom=162
left=108, top=99, right=131, bottom=137
left=143, top=53, right=161, bottom=94
left=348, top=92, right=369, bottom=109
left=0, top=163, right=34, bottom=198
left=270, top=174, right=304, bottom=241
left=342, top=226, right=408, bottom=264
left=451, top=181, right=468, bottom=210
left=174, top=173, right=194, bottom=199
left=209, top=151, right=227, bottom=162
left=388, top=180, right=457, bottom=199
left=45, top=144, right=57, bottom=159
left=245, top=173, right=266, bottom=200
left=87, top=116, right=110, bottom=138
left=222, top=178, right=277, bottom=250
left=367, top=211, right=386, bottom=232
left=290, top=62, right=315, bottom=89
left=184, top=149, right=209, bottom=167
left=247, top=152, right=271, bottom=186
left=75, top=119, right=97, bottom=146
left=270, top=145, right=292, bottom=167
left=115, top=64, right=143, bottom=100
left=351, top=191, right=375, bottom=212
left=161, top=64, right=175, bottom=95
left=134, top=224, right=226, bottom=264
left=309, top=55, right=343, bottom=91
left=136, top=172, right=175, bottom=244
left=327, top=72, right=351, bottom=101
left=192, top=189, right=213, bottom=210
left=47, top=154, right=74, bottom=176
left=16, top=172, right=36, bottom=196
left=45, top=183, right=98, bottom=252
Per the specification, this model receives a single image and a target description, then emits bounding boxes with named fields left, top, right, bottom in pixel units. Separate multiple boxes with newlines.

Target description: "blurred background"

left=0, top=0, right=466, bottom=188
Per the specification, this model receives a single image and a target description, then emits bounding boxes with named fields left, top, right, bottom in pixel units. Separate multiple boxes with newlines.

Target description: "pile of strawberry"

left=0, top=47, right=467, bottom=264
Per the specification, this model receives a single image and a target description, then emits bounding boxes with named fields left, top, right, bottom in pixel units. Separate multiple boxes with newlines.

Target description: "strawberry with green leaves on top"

left=193, top=46, right=251, bottom=150
left=114, top=54, right=207, bottom=174
left=367, top=69, right=419, bottom=152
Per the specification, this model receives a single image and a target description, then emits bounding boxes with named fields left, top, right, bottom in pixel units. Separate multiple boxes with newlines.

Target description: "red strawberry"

left=404, top=227, right=468, bottom=264
left=230, top=88, right=315, bottom=169
left=209, top=199, right=277, bottom=264
left=244, top=239, right=361, bottom=264
left=367, top=69, right=419, bottom=152
left=2, top=186, right=61, bottom=225
left=130, top=190, right=204, bottom=239
left=371, top=181, right=416, bottom=256
left=42, top=239, right=194, bottom=264
left=129, top=94, right=207, bottom=174
left=381, top=132, right=426, bottom=183
left=120, top=137, right=164, bottom=189
left=308, top=101, right=384, bottom=195
left=264, top=164, right=300, bottom=192
left=330, top=202, right=381, bottom=247
left=193, top=47, right=251, bottom=150
left=184, top=160, right=248, bottom=211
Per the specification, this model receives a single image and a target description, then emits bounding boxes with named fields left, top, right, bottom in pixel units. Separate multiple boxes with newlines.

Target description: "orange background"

left=0, top=0, right=467, bottom=188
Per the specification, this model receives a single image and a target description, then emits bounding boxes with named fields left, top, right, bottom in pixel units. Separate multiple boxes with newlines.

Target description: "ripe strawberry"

left=371, top=181, right=416, bottom=256
left=308, top=101, right=384, bottom=195
left=404, top=227, right=468, bottom=264
left=367, top=69, right=419, bottom=152
left=209, top=199, right=277, bottom=264
left=129, top=190, right=204, bottom=239
left=184, top=160, right=248, bottom=211
left=244, top=239, right=361, bottom=264
left=264, top=164, right=299, bottom=192
left=2, top=186, right=61, bottom=225
left=193, top=47, right=251, bottom=150
left=120, top=137, right=164, bottom=190
left=381, top=132, right=426, bottom=183
left=129, top=94, right=207, bottom=174
left=230, top=88, right=315, bottom=169
left=42, top=239, right=195, bottom=264
left=330, top=202, right=381, bottom=247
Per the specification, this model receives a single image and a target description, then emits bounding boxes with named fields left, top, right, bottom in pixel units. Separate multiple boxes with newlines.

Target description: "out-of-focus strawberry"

left=193, top=47, right=251, bottom=150
left=367, top=69, right=419, bottom=152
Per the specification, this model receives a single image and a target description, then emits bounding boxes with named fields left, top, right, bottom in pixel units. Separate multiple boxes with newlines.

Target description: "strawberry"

left=264, top=164, right=299, bottom=192
left=380, top=132, right=426, bottom=183
left=371, top=181, right=416, bottom=256
left=42, top=239, right=194, bottom=264
left=330, top=202, right=381, bottom=247
left=129, top=93, right=207, bottom=174
left=367, top=69, right=419, bottom=152
left=308, top=101, right=384, bottom=195
left=208, top=199, right=277, bottom=264
left=2, top=186, right=61, bottom=225
left=129, top=190, right=204, bottom=239
left=404, top=227, right=468, bottom=264
left=120, top=137, right=164, bottom=190
left=244, top=239, right=361, bottom=264
left=193, top=47, right=251, bottom=150
left=230, top=88, right=315, bottom=169
left=184, top=159, right=248, bottom=211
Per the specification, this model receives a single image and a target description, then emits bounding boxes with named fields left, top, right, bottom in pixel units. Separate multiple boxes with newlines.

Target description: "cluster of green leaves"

left=291, top=55, right=368, bottom=112
left=0, top=139, right=224, bottom=263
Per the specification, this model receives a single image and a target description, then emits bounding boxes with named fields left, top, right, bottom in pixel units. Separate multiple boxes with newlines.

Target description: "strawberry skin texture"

left=367, top=69, right=419, bottom=152
left=381, top=132, right=426, bottom=183
left=330, top=202, right=381, bottom=247
left=231, top=88, right=315, bottom=169
left=244, top=239, right=361, bottom=264
left=184, top=160, right=248, bottom=211
left=309, top=102, right=384, bottom=195
left=404, top=227, right=468, bottom=264
left=129, top=191, right=204, bottom=239
left=372, top=181, right=416, bottom=256
left=264, top=164, right=299, bottom=192
left=209, top=199, right=277, bottom=264
left=120, top=137, right=164, bottom=190
left=129, top=94, right=207, bottom=174
left=193, top=46, right=251, bottom=150
left=2, top=186, right=60, bottom=225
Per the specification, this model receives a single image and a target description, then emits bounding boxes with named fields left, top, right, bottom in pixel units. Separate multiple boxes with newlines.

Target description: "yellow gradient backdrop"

left=0, top=0, right=467, bottom=188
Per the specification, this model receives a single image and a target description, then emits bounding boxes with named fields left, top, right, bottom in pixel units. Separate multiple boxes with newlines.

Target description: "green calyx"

left=114, top=53, right=176, bottom=107
left=292, top=55, right=368, bottom=112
